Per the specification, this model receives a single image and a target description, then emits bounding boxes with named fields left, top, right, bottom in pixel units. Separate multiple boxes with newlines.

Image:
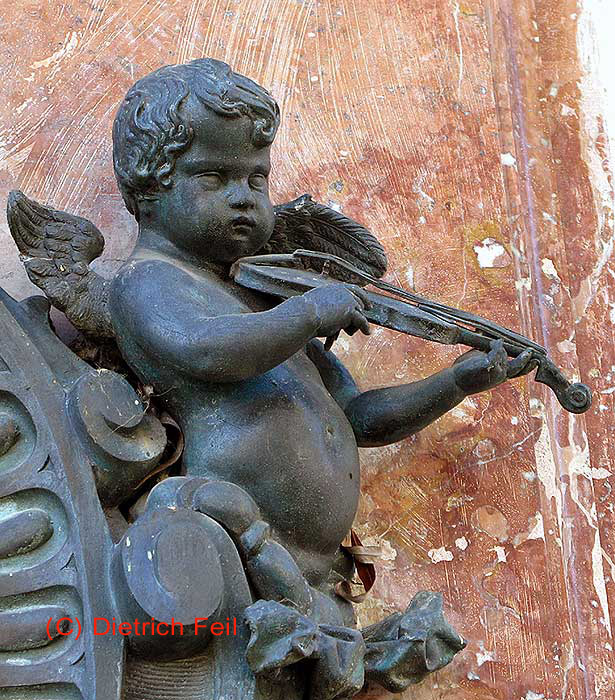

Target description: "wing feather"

left=7, top=191, right=113, bottom=338
left=266, top=195, right=387, bottom=279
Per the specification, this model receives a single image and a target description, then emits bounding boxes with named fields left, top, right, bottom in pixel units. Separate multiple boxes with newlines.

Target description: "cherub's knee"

left=112, top=490, right=252, bottom=659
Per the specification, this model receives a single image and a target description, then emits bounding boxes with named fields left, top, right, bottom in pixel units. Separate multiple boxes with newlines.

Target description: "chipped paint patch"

left=515, top=276, right=531, bottom=292
left=473, top=238, right=511, bottom=268
left=501, top=152, right=517, bottom=167
left=31, top=31, right=79, bottom=70
left=428, top=546, right=454, bottom=563
left=476, top=642, right=496, bottom=666
left=592, top=530, right=612, bottom=635
left=541, top=257, right=560, bottom=279
left=405, top=264, right=414, bottom=288
left=513, top=512, right=545, bottom=547
left=455, top=536, right=469, bottom=550
left=527, top=512, right=545, bottom=541
left=532, top=400, right=563, bottom=531
left=557, top=338, right=576, bottom=353
left=492, top=545, right=507, bottom=563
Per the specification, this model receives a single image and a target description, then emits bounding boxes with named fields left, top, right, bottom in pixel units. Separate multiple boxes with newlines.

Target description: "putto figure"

left=4, top=59, right=587, bottom=700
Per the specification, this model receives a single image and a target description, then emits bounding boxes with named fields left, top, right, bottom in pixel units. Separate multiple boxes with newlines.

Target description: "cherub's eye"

left=248, top=173, right=268, bottom=191
left=197, top=172, right=222, bottom=189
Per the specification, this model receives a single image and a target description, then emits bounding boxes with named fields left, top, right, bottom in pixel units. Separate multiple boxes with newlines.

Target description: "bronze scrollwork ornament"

left=0, top=59, right=590, bottom=699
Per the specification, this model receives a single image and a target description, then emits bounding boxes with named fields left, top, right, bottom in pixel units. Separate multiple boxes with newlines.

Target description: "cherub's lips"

left=231, top=216, right=256, bottom=228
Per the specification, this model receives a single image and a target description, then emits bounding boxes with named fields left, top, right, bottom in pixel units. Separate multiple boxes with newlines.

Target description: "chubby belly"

left=170, top=353, right=360, bottom=583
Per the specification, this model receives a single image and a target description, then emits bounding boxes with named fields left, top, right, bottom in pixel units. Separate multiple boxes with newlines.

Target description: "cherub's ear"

left=266, top=195, right=387, bottom=279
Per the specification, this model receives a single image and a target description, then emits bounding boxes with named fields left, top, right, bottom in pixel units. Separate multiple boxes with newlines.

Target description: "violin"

left=230, top=249, right=592, bottom=415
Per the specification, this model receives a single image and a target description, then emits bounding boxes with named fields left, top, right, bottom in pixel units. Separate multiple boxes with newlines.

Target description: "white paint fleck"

left=523, top=692, right=545, bottom=700
left=542, top=211, right=557, bottom=225
left=541, top=257, right=560, bottom=279
left=527, top=512, right=545, bottom=541
left=147, top=550, right=153, bottom=561
left=557, top=338, right=576, bottom=353
left=476, top=642, right=496, bottom=666
left=405, top=265, right=414, bottom=288
left=452, top=1, right=464, bottom=97
left=339, top=150, right=349, bottom=157
left=590, top=467, right=612, bottom=479
left=592, top=531, right=612, bottom=634
left=413, top=176, right=435, bottom=210
left=561, top=103, right=577, bottom=117
left=326, top=199, right=342, bottom=213
left=428, top=546, right=454, bottom=563
left=511, top=416, right=519, bottom=425
left=15, top=98, right=33, bottom=116
left=467, top=670, right=480, bottom=681
left=455, top=536, right=469, bottom=551
left=501, top=152, right=517, bottom=167
left=473, top=238, right=508, bottom=268
left=31, top=31, right=79, bottom=70
left=515, top=277, right=531, bottom=292
left=307, top=31, right=316, bottom=38
left=533, top=400, right=563, bottom=530
left=492, top=545, right=507, bottom=562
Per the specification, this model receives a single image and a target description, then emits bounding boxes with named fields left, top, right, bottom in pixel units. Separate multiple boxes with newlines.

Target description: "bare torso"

left=111, top=252, right=360, bottom=586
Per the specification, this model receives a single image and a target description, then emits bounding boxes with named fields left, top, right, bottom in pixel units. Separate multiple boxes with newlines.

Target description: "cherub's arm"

left=307, top=338, right=534, bottom=447
left=111, top=261, right=368, bottom=383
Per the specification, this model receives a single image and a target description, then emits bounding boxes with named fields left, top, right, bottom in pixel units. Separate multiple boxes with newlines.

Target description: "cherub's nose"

left=227, top=181, right=256, bottom=209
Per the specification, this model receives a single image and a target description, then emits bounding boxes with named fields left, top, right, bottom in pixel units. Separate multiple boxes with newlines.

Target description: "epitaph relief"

left=1, top=59, right=590, bottom=699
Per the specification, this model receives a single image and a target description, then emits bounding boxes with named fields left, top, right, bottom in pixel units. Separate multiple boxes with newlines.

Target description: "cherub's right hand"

left=303, top=283, right=371, bottom=339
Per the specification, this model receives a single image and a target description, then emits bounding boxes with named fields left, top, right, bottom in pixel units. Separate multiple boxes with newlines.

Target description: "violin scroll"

left=534, top=358, right=592, bottom=414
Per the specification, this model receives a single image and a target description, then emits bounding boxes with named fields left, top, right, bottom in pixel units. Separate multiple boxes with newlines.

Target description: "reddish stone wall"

left=0, top=1, right=612, bottom=698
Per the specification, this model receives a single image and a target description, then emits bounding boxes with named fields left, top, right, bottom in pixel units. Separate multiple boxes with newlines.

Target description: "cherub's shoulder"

left=112, top=256, right=189, bottom=292
left=110, top=256, right=198, bottom=322
left=111, top=255, right=216, bottom=302
left=109, top=255, right=229, bottom=333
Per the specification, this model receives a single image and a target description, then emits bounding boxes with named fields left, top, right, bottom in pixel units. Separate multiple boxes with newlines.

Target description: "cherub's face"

left=153, top=97, right=275, bottom=263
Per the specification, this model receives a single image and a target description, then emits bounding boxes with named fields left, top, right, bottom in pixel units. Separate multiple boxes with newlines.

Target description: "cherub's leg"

left=111, top=491, right=252, bottom=661
left=143, top=477, right=367, bottom=700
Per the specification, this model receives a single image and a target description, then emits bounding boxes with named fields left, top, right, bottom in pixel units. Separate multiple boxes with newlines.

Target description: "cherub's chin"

left=230, top=231, right=269, bottom=256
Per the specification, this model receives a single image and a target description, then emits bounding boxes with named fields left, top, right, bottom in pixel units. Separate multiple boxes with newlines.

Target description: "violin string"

left=294, top=250, right=546, bottom=355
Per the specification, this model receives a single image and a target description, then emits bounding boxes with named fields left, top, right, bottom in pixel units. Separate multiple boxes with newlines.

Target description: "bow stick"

left=230, top=250, right=592, bottom=414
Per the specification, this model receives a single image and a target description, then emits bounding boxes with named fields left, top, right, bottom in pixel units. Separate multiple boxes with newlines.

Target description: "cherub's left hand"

left=452, top=339, right=537, bottom=396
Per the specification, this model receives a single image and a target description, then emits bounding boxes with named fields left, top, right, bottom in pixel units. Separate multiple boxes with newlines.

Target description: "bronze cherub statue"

left=1, top=58, right=590, bottom=699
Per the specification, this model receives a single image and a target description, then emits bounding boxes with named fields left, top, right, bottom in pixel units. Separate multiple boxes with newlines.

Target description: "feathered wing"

left=265, top=194, right=387, bottom=279
left=7, top=190, right=114, bottom=338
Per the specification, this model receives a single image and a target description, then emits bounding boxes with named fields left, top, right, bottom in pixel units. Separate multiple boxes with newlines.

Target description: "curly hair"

left=112, top=58, right=280, bottom=219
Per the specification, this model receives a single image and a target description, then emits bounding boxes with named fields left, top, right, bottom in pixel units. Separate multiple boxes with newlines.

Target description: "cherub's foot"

left=245, top=599, right=365, bottom=700
left=361, top=591, right=466, bottom=693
